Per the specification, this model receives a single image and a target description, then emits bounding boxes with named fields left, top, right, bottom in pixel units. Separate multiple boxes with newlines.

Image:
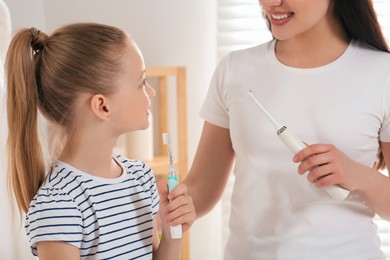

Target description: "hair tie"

left=30, top=27, right=48, bottom=54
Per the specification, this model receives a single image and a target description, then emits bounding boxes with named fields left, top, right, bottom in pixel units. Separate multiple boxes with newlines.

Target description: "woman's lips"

left=269, top=12, right=294, bottom=26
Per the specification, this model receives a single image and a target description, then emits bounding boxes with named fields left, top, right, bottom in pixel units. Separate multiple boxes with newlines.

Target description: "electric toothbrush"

left=248, top=90, right=350, bottom=201
left=162, top=132, right=183, bottom=239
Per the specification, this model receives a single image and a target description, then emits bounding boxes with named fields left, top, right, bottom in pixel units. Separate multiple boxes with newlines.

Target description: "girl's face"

left=109, top=40, right=155, bottom=134
left=260, top=0, right=335, bottom=41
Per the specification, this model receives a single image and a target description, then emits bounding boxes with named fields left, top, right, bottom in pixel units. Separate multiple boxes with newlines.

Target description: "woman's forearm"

left=183, top=122, right=235, bottom=218
left=356, top=167, right=390, bottom=221
left=356, top=142, right=390, bottom=220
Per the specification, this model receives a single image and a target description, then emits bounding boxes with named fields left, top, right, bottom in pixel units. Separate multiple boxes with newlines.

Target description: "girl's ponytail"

left=6, top=28, right=46, bottom=214
left=6, top=23, right=129, bottom=214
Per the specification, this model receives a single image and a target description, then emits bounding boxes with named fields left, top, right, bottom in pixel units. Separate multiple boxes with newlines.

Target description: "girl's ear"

left=90, top=94, right=111, bottom=121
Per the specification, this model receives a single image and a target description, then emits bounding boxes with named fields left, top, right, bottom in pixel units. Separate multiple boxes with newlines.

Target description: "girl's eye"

left=142, top=79, right=148, bottom=86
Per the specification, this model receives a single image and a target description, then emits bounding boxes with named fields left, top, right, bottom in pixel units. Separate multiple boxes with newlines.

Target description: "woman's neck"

left=275, top=17, right=350, bottom=68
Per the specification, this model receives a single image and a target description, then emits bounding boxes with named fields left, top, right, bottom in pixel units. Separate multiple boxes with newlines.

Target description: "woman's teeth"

left=271, top=13, right=292, bottom=20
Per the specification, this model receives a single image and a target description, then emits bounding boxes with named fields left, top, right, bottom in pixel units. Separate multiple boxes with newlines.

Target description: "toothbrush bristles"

left=162, top=132, right=174, bottom=166
left=248, top=90, right=282, bottom=131
left=162, top=132, right=170, bottom=145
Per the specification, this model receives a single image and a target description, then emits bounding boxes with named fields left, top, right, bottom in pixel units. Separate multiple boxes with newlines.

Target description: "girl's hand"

left=157, top=180, right=196, bottom=234
left=293, top=143, right=368, bottom=191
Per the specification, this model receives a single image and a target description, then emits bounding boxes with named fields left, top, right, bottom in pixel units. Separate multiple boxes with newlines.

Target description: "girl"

left=184, top=0, right=390, bottom=259
left=6, top=23, right=195, bottom=259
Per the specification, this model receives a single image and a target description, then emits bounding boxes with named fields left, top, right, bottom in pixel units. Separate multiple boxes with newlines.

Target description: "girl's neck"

left=59, top=135, right=123, bottom=179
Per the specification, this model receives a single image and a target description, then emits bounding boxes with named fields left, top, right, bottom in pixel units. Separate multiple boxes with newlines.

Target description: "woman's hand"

left=157, top=180, right=196, bottom=234
left=292, top=143, right=369, bottom=191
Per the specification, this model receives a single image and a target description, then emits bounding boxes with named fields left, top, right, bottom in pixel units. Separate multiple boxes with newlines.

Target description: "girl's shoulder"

left=115, top=154, right=151, bottom=172
left=26, top=166, right=83, bottom=255
left=27, top=163, right=82, bottom=216
left=114, top=154, right=155, bottom=182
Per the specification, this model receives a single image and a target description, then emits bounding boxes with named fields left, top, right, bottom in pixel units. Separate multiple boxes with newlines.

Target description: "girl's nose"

left=147, top=84, right=156, bottom=99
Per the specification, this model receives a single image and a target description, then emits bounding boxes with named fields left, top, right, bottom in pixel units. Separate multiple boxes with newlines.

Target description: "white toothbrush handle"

left=167, top=175, right=183, bottom=239
left=279, top=127, right=350, bottom=201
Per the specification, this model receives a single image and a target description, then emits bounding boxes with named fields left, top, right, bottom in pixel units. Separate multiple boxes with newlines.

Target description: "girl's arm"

left=182, top=121, right=235, bottom=218
left=153, top=181, right=195, bottom=260
left=36, top=241, right=80, bottom=260
left=294, top=141, right=390, bottom=221
left=152, top=217, right=182, bottom=260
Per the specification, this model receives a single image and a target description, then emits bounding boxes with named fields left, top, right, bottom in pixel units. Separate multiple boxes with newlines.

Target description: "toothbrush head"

left=162, top=132, right=174, bottom=166
left=248, top=89, right=283, bottom=131
left=162, top=132, right=171, bottom=146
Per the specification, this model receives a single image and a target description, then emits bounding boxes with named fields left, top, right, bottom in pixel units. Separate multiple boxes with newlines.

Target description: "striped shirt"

left=25, top=155, right=160, bottom=259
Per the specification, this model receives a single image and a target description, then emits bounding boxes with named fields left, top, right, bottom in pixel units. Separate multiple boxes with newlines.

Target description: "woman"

left=182, top=0, right=390, bottom=258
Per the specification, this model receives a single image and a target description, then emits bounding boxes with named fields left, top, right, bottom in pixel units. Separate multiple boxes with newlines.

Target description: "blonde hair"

left=6, top=23, right=129, bottom=214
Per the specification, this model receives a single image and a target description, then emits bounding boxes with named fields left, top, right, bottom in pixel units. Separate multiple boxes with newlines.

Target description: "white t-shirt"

left=200, top=39, right=390, bottom=259
left=25, top=155, right=160, bottom=259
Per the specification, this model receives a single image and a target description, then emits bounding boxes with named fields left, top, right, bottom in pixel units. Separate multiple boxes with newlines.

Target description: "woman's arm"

left=153, top=121, right=234, bottom=258
left=294, top=141, right=390, bottom=221
left=355, top=141, right=390, bottom=220
left=37, top=241, right=80, bottom=260
left=183, top=121, right=235, bottom=218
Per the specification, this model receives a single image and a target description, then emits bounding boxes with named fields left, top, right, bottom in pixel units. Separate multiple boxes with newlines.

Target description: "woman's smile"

left=269, top=11, right=294, bottom=26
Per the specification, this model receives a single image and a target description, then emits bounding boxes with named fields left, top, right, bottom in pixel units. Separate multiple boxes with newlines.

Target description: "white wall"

left=3, top=1, right=223, bottom=259
left=3, top=0, right=46, bottom=30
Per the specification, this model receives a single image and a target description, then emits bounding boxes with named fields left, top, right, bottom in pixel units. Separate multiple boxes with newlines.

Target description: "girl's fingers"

left=165, top=198, right=194, bottom=221
left=159, top=182, right=196, bottom=231
left=166, top=194, right=192, bottom=212
left=167, top=183, right=187, bottom=200
left=166, top=204, right=196, bottom=225
left=163, top=193, right=196, bottom=225
left=170, top=214, right=196, bottom=231
left=157, top=180, right=169, bottom=208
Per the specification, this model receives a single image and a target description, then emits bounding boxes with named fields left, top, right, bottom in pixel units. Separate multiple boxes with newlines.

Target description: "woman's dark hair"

left=334, top=0, right=389, bottom=53
left=263, top=0, right=389, bottom=53
left=335, top=0, right=389, bottom=170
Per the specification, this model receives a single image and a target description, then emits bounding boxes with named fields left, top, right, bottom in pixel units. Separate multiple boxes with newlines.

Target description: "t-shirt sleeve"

left=199, top=53, right=232, bottom=129
left=142, top=163, right=160, bottom=216
left=25, top=189, right=83, bottom=256
left=380, top=74, right=390, bottom=142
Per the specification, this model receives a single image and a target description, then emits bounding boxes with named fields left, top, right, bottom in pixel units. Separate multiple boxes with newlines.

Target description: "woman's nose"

left=262, top=0, right=282, bottom=7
